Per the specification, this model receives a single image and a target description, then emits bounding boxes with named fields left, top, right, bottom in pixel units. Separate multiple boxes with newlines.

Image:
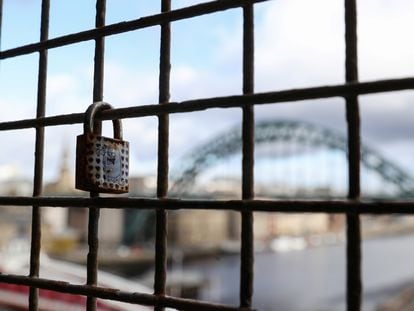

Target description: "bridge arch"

left=170, top=119, right=414, bottom=197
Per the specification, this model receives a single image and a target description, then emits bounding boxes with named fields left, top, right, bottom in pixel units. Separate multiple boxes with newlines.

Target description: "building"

left=0, top=150, right=337, bottom=252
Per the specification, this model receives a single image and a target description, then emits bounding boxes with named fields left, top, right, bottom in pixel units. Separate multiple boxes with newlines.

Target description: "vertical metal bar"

left=93, top=0, right=105, bottom=102
left=0, top=0, right=3, bottom=51
left=87, top=1, right=106, bottom=310
left=240, top=4, right=254, bottom=309
left=345, top=0, right=362, bottom=310
left=86, top=204, right=100, bottom=311
left=154, top=1, right=171, bottom=310
left=29, top=1, right=50, bottom=310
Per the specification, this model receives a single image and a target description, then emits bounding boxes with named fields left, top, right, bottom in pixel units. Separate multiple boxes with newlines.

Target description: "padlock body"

left=76, top=133, right=129, bottom=193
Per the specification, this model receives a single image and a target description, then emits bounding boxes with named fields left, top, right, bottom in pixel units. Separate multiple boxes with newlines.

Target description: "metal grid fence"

left=0, top=0, right=413, bottom=310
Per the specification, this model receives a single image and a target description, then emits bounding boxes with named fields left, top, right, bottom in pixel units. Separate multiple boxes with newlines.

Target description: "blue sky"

left=1, top=0, right=414, bottom=195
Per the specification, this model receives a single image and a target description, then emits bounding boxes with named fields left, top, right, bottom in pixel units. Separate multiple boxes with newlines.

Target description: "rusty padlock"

left=76, top=102, right=129, bottom=194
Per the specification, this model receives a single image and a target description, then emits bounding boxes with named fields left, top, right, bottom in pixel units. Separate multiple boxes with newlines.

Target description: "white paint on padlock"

left=75, top=102, right=129, bottom=194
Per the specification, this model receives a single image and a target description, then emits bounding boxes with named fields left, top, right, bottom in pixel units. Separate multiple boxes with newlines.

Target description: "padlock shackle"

left=84, top=101, right=122, bottom=139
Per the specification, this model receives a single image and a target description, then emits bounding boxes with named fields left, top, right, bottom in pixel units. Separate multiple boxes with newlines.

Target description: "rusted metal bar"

left=29, top=1, right=50, bottom=310
left=0, top=0, right=3, bottom=49
left=0, top=274, right=248, bottom=311
left=86, top=202, right=100, bottom=311
left=240, top=4, right=254, bottom=309
left=0, top=0, right=267, bottom=60
left=86, top=1, right=106, bottom=310
left=345, top=0, right=362, bottom=310
left=0, top=77, right=414, bottom=131
left=154, top=1, right=171, bottom=310
left=93, top=0, right=106, bottom=103
left=1, top=196, right=414, bottom=214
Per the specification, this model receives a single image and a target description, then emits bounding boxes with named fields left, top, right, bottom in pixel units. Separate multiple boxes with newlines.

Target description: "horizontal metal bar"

left=0, top=274, right=245, bottom=311
left=0, top=196, right=414, bottom=214
left=0, top=0, right=266, bottom=60
left=1, top=77, right=414, bottom=131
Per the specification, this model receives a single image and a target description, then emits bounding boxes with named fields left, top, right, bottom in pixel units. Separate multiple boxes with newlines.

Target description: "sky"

left=1, top=0, right=414, bottom=195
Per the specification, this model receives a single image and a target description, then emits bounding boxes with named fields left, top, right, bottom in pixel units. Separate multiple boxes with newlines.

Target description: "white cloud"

left=255, top=0, right=345, bottom=91
left=358, top=0, right=414, bottom=80
left=45, top=67, right=92, bottom=116
left=103, top=63, right=158, bottom=107
left=170, top=64, right=241, bottom=101
left=47, top=74, right=78, bottom=100
left=0, top=98, right=35, bottom=122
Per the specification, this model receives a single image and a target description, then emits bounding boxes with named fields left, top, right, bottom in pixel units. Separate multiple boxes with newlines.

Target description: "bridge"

left=170, top=119, right=414, bottom=198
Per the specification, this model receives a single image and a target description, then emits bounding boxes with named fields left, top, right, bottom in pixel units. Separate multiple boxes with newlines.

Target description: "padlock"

left=76, top=102, right=129, bottom=194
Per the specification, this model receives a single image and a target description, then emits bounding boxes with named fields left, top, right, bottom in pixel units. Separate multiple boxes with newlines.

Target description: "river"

left=177, top=234, right=414, bottom=311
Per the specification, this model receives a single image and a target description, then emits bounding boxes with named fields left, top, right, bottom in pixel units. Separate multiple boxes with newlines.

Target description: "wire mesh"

left=0, top=0, right=412, bottom=310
